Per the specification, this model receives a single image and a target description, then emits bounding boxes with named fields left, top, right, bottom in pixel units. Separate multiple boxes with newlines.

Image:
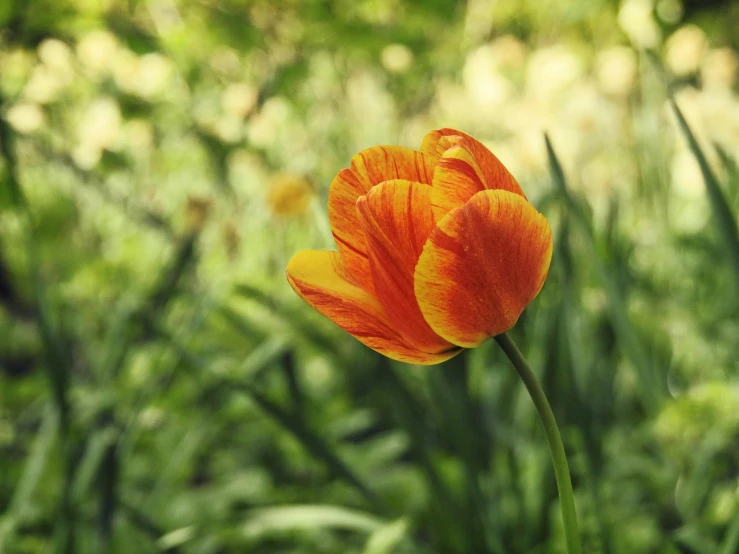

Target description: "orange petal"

left=328, top=147, right=437, bottom=293
left=287, top=250, right=462, bottom=364
left=420, top=128, right=464, bottom=158
left=355, top=180, right=454, bottom=354
left=422, top=128, right=527, bottom=219
left=414, top=190, right=553, bottom=348
left=430, top=143, right=488, bottom=220
left=327, top=169, right=376, bottom=294
left=350, top=146, right=436, bottom=189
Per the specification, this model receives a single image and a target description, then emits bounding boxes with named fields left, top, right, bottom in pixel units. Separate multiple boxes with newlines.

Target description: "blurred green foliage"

left=1, top=0, right=739, bottom=553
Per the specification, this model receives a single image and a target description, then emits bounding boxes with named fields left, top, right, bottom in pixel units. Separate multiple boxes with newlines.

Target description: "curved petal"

left=420, top=128, right=464, bottom=158
left=430, top=143, right=488, bottom=220
left=355, top=180, right=454, bottom=354
left=422, top=128, right=527, bottom=220
left=350, top=146, right=436, bottom=189
left=414, top=190, right=553, bottom=348
left=287, top=250, right=461, bottom=364
left=328, top=147, right=436, bottom=293
left=327, top=169, right=376, bottom=294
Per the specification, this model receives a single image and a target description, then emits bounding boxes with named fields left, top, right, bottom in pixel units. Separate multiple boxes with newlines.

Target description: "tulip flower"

left=286, top=128, right=553, bottom=364
left=286, top=129, right=582, bottom=553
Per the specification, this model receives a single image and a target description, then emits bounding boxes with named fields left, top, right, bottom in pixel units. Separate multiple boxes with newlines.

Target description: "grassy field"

left=1, top=1, right=738, bottom=553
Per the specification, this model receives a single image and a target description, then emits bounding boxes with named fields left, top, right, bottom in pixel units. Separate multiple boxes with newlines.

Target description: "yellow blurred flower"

left=209, top=48, right=241, bottom=76
left=381, top=44, right=413, bottom=73
left=488, top=35, right=527, bottom=69
left=222, top=83, right=259, bottom=118
left=6, top=102, right=45, bottom=134
left=114, top=51, right=173, bottom=99
left=72, top=143, right=103, bottom=170
left=213, top=115, right=243, bottom=144
left=595, top=46, right=637, bottom=97
left=72, top=97, right=122, bottom=168
left=665, top=24, right=708, bottom=77
left=618, top=0, right=662, bottom=49
left=0, top=49, right=35, bottom=94
left=526, top=45, right=583, bottom=103
left=38, top=39, right=74, bottom=75
left=463, top=44, right=514, bottom=114
left=701, top=47, right=738, bottom=90
left=76, top=30, right=119, bottom=78
left=23, top=45, right=73, bottom=106
left=122, top=119, right=155, bottom=155
left=246, top=97, right=291, bottom=147
left=79, top=97, right=122, bottom=150
left=267, top=172, right=313, bottom=217
left=185, top=195, right=212, bottom=231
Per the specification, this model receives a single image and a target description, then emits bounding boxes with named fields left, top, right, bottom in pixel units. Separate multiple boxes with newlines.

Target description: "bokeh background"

left=1, top=0, right=739, bottom=553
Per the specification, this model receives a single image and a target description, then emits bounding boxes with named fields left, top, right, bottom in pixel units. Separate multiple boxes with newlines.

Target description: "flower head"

left=286, top=129, right=553, bottom=364
left=268, top=172, right=314, bottom=217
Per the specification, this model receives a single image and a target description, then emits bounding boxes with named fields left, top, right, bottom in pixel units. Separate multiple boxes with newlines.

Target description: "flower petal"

left=422, top=128, right=527, bottom=220
left=287, top=250, right=461, bottom=364
left=355, top=180, right=454, bottom=354
left=328, top=147, right=437, bottom=293
left=420, top=128, right=463, bottom=158
left=414, top=190, right=553, bottom=348
left=430, top=143, right=488, bottom=220
left=327, top=169, right=376, bottom=294
left=350, top=146, right=436, bottom=189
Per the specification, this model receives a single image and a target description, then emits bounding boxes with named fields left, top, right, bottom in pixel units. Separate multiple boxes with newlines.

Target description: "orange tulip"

left=286, top=128, right=553, bottom=364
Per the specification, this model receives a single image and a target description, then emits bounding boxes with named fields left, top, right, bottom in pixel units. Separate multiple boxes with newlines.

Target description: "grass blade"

left=0, top=406, right=57, bottom=551
left=670, top=100, right=739, bottom=291
left=154, top=326, right=387, bottom=514
left=719, top=507, right=739, bottom=554
left=545, top=134, right=666, bottom=413
left=237, top=382, right=387, bottom=514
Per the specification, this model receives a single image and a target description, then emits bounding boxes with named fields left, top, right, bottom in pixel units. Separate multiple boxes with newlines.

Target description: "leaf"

left=242, top=505, right=383, bottom=539
left=71, top=427, right=118, bottom=502
left=238, top=383, right=387, bottom=513
left=154, top=327, right=387, bottom=513
left=670, top=100, right=739, bottom=291
left=545, top=134, right=666, bottom=413
left=0, top=406, right=57, bottom=550
left=156, top=526, right=197, bottom=550
left=719, top=508, right=739, bottom=554
left=363, top=518, right=410, bottom=554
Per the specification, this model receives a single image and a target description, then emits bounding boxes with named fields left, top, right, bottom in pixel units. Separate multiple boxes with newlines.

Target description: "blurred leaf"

left=670, top=100, right=739, bottom=292
left=363, top=518, right=410, bottom=554
left=71, top=426, right=117, bottom=502
left=237, top=382, right=387, bottom=514
left=0, top=406, right=57, bottom=550
left=719, top=509, right=739, bottom=554
left=155, top=526, right=196, bottom=550
left=673, top=525, right=719, bottom=554
left=545, top=133, right=666, bottom=413
left=242, top=505, right=383, bottom=539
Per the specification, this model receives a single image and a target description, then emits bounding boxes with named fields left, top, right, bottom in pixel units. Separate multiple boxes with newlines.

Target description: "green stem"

left=495, top=333, right=582, bottom=554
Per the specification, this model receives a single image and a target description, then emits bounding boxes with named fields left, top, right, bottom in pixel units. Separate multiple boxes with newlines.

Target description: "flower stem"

left=495, top=332, right=582, bottom=554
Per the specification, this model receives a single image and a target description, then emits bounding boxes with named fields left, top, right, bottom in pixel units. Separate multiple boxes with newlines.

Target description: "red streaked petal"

left=462, top=136, right=524, bottom=199
left=414, top=190, right=553, bottom=348
left=287, top=250, right=461, bottom=364
left=327, top=146, right=437, bottom=293
left=423, top=128, right=527, bottom=219
left=350, top=146, right=436, bottom=188
left=430, top=144, right=488, bottom=220
left=420, top=128, right=463, bottom=158
left=327, top=169, right=375, bottom=294
left=355, top=180, right=454, bottom=354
